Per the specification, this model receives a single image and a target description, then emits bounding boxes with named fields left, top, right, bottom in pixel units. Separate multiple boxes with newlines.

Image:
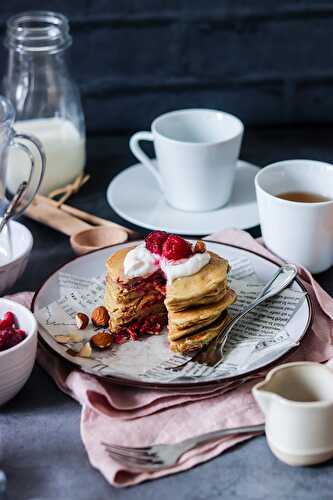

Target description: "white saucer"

left=106, top=160, right=260, bottom=235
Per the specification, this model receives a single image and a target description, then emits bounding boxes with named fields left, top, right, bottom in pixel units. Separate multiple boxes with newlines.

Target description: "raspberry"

left=145, top=231, right=168, bottom=255
left=0, top=330, right=11, bottom=351
left=162, top=235, right=193, bottom=261
left=0, top=311, right=16, bottom=330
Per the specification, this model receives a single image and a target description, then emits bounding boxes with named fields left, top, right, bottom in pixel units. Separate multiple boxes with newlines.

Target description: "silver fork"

left=168, top=264, right=298, bottom=370
left=102, top=423, right=265, bottom=470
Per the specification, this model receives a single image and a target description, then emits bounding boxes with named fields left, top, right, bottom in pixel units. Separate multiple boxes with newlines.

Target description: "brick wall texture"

left=0, top=0, right=333, bottom=132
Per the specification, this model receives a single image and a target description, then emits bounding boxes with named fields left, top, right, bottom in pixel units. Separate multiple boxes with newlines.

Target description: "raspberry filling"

left=115, top=314, right=167, bottom=343
left=0, top=311, right=26, bottom=352
left=118, top=269, right=166, bottom=293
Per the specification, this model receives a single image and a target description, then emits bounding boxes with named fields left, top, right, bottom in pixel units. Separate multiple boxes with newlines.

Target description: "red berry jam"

left=162, top=235, right=193, bottom=261
left=0, top=311, right=26, bottom=351
left=145, top=231, right=168, bottom=255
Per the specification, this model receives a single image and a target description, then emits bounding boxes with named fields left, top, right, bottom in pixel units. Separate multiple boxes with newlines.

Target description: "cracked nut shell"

left=75, top=312, right=89, bottom=330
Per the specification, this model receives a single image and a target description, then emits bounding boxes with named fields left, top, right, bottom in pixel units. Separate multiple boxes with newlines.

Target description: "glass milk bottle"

left=4, top=11, right=85, bottom=195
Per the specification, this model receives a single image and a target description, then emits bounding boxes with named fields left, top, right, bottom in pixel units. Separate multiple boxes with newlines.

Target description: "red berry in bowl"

left=6, top=329, right=26, bottom=348
left=145, top=231, right=168, bottom=255
left=0, top=311, right=15, bottom=330
left=0, top=330, right=11, bottom=351
left=162, top=235, right=193, bottom=261
left=0, top=312, right=26, bottom=351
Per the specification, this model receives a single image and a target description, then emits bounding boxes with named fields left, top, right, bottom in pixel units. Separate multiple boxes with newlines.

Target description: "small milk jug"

left=253, top=362, right=333, bottom=466
left=4, top=11, right=86, bottom=195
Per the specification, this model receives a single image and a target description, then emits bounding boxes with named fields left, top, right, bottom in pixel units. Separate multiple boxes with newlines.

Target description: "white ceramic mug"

left=255, top=160, right=333, bottom=273
left=129, top=109, right=244, bottom=212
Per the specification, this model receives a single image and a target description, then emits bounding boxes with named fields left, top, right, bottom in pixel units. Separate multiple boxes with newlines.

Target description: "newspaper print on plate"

left=35, top=255, right=306, bottom=383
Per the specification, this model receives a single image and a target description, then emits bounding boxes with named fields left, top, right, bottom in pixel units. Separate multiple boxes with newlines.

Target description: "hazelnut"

left=91, top=330, right=113, bottom=349
left=75, top=312, right=89, bottom=330
left=194, top=240, right=206, bottom=253
left=91, top=306, right=110, bottom=328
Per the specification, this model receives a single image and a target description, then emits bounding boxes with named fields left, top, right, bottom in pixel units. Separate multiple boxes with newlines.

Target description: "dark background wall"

left=0, top=0, right=333, bottom=133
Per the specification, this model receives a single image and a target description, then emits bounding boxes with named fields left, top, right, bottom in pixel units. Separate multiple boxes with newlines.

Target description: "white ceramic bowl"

left=0, top=221, right=33, bottom=295
left=0, top=298, right=37, bottom=406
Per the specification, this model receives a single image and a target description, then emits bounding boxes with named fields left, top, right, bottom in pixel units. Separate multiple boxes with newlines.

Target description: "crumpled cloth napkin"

left=7, top=229, right=333, bottom=487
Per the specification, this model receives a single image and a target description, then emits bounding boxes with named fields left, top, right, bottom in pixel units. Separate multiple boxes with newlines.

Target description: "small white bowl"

left=0, top=221, right=33, bottom=295
left=0, top=298, right=37, bottom=406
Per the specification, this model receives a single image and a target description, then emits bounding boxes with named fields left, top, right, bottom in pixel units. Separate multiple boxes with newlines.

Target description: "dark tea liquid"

left=276, top=191, right=331, bottom=203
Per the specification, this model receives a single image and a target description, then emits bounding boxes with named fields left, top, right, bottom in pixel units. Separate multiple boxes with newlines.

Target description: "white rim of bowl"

left=0, top=220, right=33, bottom=271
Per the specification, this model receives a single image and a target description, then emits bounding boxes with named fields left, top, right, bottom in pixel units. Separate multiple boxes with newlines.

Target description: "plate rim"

left=32, top=241, right=313, bottom=391
left=106, top=160, right=260, bottom=235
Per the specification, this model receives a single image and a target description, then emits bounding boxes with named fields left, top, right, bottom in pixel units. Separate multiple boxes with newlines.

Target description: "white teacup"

left=255, top=160, right=333, bottom=273
left=129, top=109, right=244, bottom=212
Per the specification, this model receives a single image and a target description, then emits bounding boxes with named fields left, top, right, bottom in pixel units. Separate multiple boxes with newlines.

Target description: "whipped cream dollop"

left=124, top=244, right=159, bottom=277
left=123, top=241, right=211, bottom=283
left=160, top=252, right=210, bottom=284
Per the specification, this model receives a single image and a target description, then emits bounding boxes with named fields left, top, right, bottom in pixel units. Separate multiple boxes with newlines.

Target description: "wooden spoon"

left=70, top=225, right=128, bottom=255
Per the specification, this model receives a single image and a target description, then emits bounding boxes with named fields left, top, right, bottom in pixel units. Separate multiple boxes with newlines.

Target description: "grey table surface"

left=1, top=127, right=333, bottom=500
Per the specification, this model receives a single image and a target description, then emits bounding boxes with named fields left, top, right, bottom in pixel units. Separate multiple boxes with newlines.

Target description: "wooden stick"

left=26, top=197, right=92, bottom=236
left=34, top=195, right=139, bottom=238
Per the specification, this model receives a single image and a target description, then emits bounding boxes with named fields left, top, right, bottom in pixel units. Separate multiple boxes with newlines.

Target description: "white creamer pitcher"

left=253, top=362, right=333, bottom=466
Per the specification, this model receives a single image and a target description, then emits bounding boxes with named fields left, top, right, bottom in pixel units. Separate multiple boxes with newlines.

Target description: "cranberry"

left=0, top=330, right=11, bottom=351
left=7, top=329, right=26, bottom=348
left=162, top=235, right=193, bottom=261
left=0, top=311, right=16, bottom=330
left=0, top=312, right=26, bottom=351
left=145, top=231, right=168, bottom=255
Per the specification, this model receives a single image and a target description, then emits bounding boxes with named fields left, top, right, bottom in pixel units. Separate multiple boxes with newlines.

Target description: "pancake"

left=106, top=246, right=135, bottom=284
left=165, top=252, right=230, bottom=312
left=105, top=286, right=164, bottom=315
left=168, top=288, right=236, bottom=340
left=165, top=281, right=228, bottom=312
left=109, top=302, right=167, bottom=332
left=169, top=312, right=231, bottom=354
left=104, top=240, right=236, bottom=349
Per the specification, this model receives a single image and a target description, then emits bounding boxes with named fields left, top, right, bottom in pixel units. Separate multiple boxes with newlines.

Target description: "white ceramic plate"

left=106, top=160, right=260, bottom=235
left=32, top=241, right=312, bottom=390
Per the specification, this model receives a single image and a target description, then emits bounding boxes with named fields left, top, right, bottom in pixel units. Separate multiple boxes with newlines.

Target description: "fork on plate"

left=168, top=264, right=298, bottom=370
left=102, top=423, right=265, bottom=470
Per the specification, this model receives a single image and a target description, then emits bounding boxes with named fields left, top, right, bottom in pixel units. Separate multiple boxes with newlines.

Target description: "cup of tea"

left=255, top=160, right=333, bottom=273
left=129, top=109, right=244, bottom=212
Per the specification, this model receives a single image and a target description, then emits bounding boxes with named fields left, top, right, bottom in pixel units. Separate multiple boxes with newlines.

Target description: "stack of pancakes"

left=104, top=247, right=167, bottom=334
left=166, top=252, right=236, bottom=354
left=104, top=246, right=236, bottom=354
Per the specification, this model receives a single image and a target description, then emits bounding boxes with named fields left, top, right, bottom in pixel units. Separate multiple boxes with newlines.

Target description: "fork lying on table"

left=102, top=423, right=265, bottom=471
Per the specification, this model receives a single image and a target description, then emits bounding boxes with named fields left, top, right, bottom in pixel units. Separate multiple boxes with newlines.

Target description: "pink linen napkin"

left=7, top=229, right=333, bottom=487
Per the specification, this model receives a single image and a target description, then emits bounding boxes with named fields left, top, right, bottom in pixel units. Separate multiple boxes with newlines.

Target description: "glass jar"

left=4, top=11, right=86, bottom=195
